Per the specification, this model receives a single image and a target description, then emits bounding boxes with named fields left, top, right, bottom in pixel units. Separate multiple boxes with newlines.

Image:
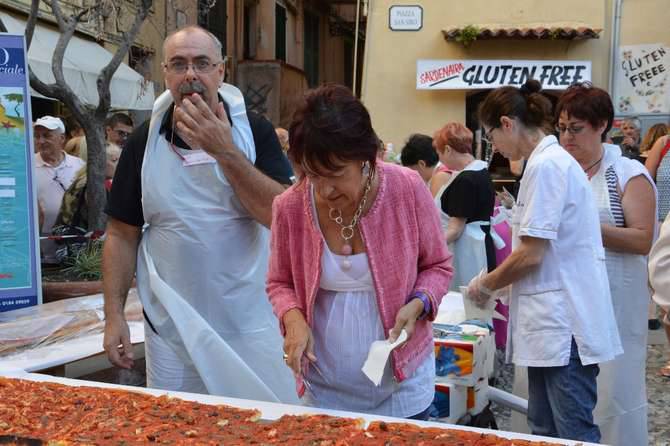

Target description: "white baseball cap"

left=34, top=116, right=65, bottom=134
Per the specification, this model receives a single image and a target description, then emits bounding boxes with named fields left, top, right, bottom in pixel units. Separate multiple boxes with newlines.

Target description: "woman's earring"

left=362, top=161, right=370, bottom=176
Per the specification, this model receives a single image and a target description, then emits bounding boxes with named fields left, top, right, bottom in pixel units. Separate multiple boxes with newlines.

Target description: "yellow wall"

left=361, top=0, right=611, bottom=149
left=620, top=0, right=670, bottom=47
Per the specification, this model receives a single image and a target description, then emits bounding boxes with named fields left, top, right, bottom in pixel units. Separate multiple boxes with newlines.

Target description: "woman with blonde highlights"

left=640, top=123, right=667, bottom=157
left=432, top=122, right=495, bottom=290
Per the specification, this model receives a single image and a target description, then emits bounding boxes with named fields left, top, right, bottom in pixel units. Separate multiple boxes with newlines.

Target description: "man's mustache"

left=179, top=81, right=206, bottom=95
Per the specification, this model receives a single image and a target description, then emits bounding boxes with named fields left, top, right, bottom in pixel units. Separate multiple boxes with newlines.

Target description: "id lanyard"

left=169, top=110, right=217, bottom=167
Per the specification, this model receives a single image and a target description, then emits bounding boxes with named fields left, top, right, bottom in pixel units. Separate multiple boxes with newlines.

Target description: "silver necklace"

left=328, top=167, right=375, bottom=270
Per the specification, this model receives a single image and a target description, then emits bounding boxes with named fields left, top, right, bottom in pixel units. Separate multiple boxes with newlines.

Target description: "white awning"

left=0, top=12, right=155, bottom=110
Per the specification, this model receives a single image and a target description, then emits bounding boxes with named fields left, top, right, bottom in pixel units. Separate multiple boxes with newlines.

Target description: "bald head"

left=162, top=25, right=226, bottom=110
left=163, top=26, right=223, bottom=62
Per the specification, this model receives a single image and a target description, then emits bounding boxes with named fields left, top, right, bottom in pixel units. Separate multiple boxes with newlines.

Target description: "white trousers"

left=144, top=320, right=208, bottom=394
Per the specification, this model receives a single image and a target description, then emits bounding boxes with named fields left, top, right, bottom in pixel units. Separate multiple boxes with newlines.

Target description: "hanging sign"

left=615, top=43, right=670, bottom=114
left=417, top=59, right=592, bottom=90
left=0, top=33, right=41, bottom=312
left=389, top=6, right=423, bottom=31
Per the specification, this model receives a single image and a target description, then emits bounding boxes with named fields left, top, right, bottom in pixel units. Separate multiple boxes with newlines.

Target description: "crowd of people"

left=33, top=112, right=132, bottom=263
left=25, top=23, right=667, bottom=445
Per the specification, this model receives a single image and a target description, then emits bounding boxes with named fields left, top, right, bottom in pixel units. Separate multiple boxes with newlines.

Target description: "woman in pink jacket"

left=267, top=84, right=453, bottom=419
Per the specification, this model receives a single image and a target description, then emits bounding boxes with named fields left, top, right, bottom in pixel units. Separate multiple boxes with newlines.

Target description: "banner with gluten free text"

left=614, top=43, right=670, bottom=114
left=417, top=59, right=592, bottom=90
left=0, top=33, right=41, bottom=312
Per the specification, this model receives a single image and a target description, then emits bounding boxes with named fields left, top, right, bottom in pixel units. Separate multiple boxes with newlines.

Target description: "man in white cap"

left=34, top=115, right=85, bottom=263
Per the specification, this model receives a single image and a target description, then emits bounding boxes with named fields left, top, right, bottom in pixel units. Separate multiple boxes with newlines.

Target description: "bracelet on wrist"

left=409, top=291, right=432, bottom=320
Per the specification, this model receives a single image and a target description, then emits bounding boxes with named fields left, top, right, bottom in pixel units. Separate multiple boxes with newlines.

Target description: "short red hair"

left=433, top=122, right=473, bottom=154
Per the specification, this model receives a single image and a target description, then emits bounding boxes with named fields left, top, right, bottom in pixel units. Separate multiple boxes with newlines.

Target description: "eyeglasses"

left=163, top=59, right=222, bottom=75
left=482, top=127, right=497, bottom=145
left=114, top=129, right=131, bottom=140
left=555, top=124, right=586, bottom=135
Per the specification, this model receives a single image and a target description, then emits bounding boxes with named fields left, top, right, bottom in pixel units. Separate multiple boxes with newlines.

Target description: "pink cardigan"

left=267, top=162, right=453, bottom=382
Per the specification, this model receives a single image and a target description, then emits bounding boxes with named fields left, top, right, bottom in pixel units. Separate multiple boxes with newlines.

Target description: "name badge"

left=182, top=150, right=217, bottom=167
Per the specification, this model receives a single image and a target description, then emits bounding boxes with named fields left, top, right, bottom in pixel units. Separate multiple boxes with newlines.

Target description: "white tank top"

left=306, top=187, right=434, bottom=417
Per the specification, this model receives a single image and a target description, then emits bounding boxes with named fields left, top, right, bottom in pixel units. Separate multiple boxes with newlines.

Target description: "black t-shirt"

left=441, top=169, right=495, bottom=222
left=441, top=169, right=496, bottom=272
left=105, top=101, right=293, bottom=227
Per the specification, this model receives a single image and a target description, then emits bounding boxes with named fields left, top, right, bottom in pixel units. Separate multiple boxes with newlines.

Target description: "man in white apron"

left=102, top=25, right=298, bottom=404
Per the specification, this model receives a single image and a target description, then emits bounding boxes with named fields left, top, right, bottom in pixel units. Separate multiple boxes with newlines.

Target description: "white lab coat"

left=135, top=84, right=298, bottom=403
left=510, top=138, right=625, bottom=434
left=506, top=136, right=622, bottom=367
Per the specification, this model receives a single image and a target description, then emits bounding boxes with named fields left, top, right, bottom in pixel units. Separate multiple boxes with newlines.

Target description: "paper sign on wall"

left=615, top=43, right=670, bottom=114
left=389, top=6, right=423, bottom=31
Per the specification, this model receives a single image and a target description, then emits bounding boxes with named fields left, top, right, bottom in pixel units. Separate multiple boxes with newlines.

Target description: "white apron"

left=511, top=156, right=649, bottom=442
left=434, top=160, right=502, bottom=291
left=591, top=159, right=649, bottom=446
left=135, top=84, right=298, bottom=403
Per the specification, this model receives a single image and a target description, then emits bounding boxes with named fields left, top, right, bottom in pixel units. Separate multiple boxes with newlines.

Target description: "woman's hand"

left=389, top=298, right=425, bottom=344
left=282, top=308, right=316, bottom=376
left=467, top=270, right=494, bottom=309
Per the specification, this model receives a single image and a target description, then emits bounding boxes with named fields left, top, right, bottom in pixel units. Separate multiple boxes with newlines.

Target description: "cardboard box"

left=434, top=335, right=487, bottom=387
left=429, top=382, right=468, bottom=424
left=467, top=378, right=489, bottom=415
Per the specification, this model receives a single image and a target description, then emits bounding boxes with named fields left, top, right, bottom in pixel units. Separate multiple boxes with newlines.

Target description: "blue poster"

left=0, top=34, right=41, bottom=311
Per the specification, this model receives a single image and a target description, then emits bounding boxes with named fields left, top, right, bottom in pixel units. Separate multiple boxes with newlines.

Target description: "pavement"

left=492, top=324, right=670, bottom=445
left=647, top=324, right=670, bottom=446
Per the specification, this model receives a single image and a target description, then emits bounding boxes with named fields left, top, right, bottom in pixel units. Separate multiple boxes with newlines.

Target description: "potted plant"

left=41, top=239, right=104, bottom=302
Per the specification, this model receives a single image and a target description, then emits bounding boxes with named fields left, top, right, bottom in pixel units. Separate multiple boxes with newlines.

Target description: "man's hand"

left=389, top=298, right=424, bottom=344
left=282, top=309, right=315, bottom=376
left=103, top=315, right=134, bottom=369
left=174, top=93, right=236, bottom=160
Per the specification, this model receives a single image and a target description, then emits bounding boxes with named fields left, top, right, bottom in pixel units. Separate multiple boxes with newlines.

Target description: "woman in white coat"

left=555, top=83, right=656, bottom=446
left=467, top=79, right=622, bottom=443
